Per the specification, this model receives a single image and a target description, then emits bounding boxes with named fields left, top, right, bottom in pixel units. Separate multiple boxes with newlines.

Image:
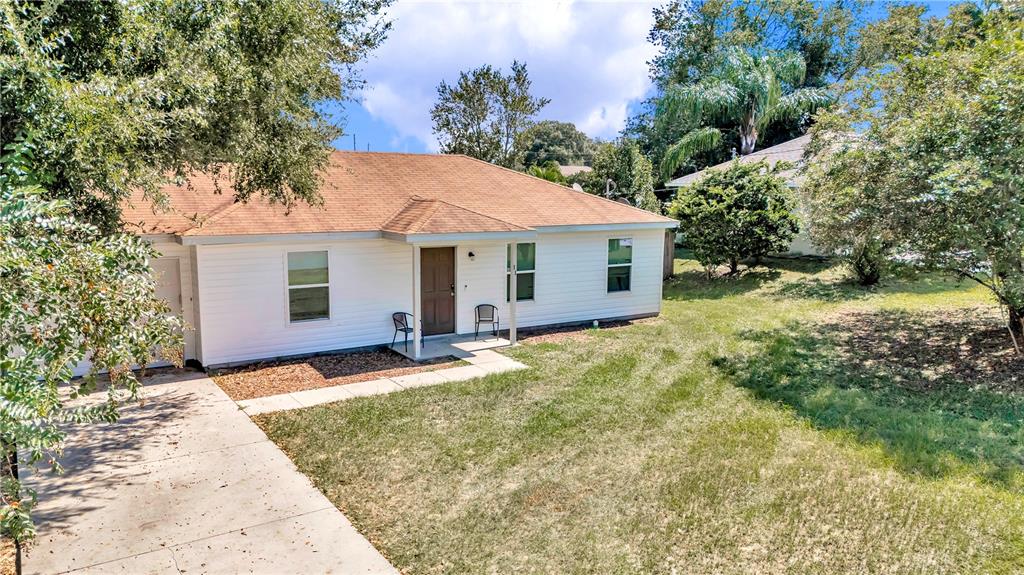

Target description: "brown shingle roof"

left=381, top=196, right=528, bottom=235
left=122, top=151, right=673, bottom=237
left=666, top=134, right=809, bottom=188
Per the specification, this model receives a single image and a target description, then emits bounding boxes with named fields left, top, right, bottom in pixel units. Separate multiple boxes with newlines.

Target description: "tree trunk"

left=3, top=439, right=20, bottom=575
left=1010, top=305, right=1024, bottom=353
left=739, top=123, right=758, bottom=155
left=729, top=258, right=739, bottom=275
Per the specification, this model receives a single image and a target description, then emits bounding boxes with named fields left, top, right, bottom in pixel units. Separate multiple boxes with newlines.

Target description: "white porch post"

left=412, top=244, right=422, bottom=359
left=509, top=241, right=517, bottom=345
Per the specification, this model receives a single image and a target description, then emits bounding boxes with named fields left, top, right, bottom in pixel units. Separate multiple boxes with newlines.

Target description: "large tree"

left=1, top=144, right=182, bottom=567
left=570, top=140, right=660, bottom=213
left=0, top=0, right=392, bottom=562
left=655, top=48, right=830, bottom=179
left=430, top=61, right=549, bottom=168
left=629, top=0, right=863, bottom=176
left=1, top=0, right=392, bottom=231
left=802, top=8, right=1024, bottom=347
left=518, top=121, right=598, bottom=168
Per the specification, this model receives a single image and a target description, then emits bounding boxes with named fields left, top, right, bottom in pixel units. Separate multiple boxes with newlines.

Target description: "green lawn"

left=258, top=254, right=1024, bottom=574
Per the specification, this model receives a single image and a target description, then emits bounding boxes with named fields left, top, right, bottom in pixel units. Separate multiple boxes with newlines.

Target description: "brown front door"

left=421, top=247, right=455, bottom=335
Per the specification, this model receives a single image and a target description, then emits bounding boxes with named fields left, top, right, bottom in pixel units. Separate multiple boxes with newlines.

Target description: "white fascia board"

left=180, top=231, right=382, bottom=245
left=536, top=221, right=678, bottom=233
left=394, top=230, right=539, bottom=245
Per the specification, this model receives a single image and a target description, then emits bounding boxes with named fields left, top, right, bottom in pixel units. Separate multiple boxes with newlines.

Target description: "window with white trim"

left=287, top=251, right=330, bottom=322
left=607, top=238, right=632, bottom=292
left=506, top=243, right=536, bottom=301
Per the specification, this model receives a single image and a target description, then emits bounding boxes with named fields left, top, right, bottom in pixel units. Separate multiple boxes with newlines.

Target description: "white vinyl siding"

left=195, top=229, right=665, bottom=367
left=456, top=229, right=663, bottom=334
left=196, top=239, right=412, bottom=366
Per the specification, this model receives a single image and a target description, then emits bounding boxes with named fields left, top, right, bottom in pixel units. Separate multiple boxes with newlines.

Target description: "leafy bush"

left=670, top=160, right=798, bottom=277
left=802, top=11, right=1024, bottom=345
left=1, top=144, right=182, bottom=547
left=569, top=139, right=661, bottom=213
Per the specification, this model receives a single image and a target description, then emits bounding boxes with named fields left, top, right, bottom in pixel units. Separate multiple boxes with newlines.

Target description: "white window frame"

left=607, top=237, right=632, bottom=294
left=285, top=249, right=331, bottom=324
left=507, top=242, right=536, bottom=302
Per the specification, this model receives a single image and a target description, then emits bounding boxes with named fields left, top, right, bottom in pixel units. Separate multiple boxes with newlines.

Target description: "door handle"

left=450, top=283, right=455, bottom=296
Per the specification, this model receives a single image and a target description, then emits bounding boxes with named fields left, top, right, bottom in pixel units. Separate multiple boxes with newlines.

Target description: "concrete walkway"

left=238, top=348, right=527, bottom=416
left=23, top=370, right=398, bottom=575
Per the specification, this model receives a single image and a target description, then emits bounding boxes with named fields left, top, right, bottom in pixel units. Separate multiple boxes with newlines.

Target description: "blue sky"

left=329, top=1, right=958, bottom=154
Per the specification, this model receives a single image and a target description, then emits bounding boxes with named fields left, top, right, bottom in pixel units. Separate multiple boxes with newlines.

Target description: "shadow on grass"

left=664, top=268, right=783, bottom=301
left=714, top=307, right=1024, bottom=492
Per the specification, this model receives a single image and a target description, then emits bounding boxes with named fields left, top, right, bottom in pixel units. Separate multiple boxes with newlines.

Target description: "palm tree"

left=657, top=48, right=831, bottom=180
left=526, top=160, right=567, bottom=184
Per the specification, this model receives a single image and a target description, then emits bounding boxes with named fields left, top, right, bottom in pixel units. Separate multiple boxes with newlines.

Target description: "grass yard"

left=257, top=253, right=1024, bottom=574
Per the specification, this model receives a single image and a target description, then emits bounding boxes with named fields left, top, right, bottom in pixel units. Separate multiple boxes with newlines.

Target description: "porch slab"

left=395, top=334, right=511, bottom=361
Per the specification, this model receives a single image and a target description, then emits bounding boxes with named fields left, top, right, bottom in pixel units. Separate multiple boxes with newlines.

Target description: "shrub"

left=670, top=160, right=798, bottom=277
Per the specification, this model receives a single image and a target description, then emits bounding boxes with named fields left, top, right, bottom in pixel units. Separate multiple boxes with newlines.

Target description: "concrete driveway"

left=23, top=370, right=397, bottom=575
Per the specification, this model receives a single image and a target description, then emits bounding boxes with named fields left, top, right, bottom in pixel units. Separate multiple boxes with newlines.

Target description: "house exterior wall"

left=194, top=228, right=667, bottom=367
left=72, top=240, right=198, bottom=376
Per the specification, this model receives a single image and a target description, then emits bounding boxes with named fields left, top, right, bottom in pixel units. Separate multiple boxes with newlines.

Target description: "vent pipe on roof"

left=605, top=178, right=617, bottom=198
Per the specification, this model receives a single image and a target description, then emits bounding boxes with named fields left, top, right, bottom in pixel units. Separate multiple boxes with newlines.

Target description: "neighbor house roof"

left=558, top=165, right=592, bottom=178
left=123, top=152, right=673, bottom=239
left=665, top=134, right=810, bottom=188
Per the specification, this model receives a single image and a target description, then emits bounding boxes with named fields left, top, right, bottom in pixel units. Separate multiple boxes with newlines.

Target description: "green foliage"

left=669, top=160, right=798, bottom=276
left=570, top=140, right=660, bottom=213
left=851, top=2, right=985, bottom=71
left=802, top=9, right=1024, bottom=342
left=656, top=48, right=831, bottom=180
left=430, top=61, right=550, bottom=168
left=0, top=0, right=392, bottom=231
left=797, top=128, right=896, bottom=286
left=0, top=143, right=182, bottom=543
left=630, top=0, right=862, bottom=176
left=518, top=121, right=597, bottom=168
left=526, top=160, right=567, bottom=185
left=648, top=0, right=864, bottom=89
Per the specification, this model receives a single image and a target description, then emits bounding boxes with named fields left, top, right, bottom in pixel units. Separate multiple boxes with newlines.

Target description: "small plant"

left=669, top=160, right=798, bottom=278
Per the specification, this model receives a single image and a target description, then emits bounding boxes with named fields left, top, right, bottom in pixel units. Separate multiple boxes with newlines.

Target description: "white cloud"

left=355, top=0, right=659, bottom=149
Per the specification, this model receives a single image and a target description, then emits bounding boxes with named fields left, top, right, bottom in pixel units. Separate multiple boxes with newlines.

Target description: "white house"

left=665, top=134, right=822, bottom=256
left=121, top=151, right=677, bottom=369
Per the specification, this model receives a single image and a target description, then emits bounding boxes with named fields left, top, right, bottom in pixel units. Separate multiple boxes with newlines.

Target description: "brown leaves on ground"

left=820, top=306, right=1022, bottom=392
left=0, top=537, right=13, bottom=575
left=212, top=349, right=460, bottom=400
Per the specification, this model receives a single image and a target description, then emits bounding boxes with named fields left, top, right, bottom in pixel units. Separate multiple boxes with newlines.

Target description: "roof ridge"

left=454, top=154, right=674, bottom=223
left=410, top=197, right=444, bottom=233
left=427, top=196, right=530, bottom=230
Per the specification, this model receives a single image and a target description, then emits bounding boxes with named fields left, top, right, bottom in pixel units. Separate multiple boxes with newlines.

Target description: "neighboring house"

left=558, top=165, right=592, bottom=179
left=665, top=134, right=820, bottom=256
left=114, top=152, right=676, bottom=370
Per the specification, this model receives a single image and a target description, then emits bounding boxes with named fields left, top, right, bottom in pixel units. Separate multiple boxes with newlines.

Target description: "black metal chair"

left=391, top=312, right=423, bottom=352
left=475, top=304, right=499, bottom=340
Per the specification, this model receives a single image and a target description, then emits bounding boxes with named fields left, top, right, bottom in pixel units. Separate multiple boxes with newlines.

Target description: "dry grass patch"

left=212, top=349, right=460, bottom=400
